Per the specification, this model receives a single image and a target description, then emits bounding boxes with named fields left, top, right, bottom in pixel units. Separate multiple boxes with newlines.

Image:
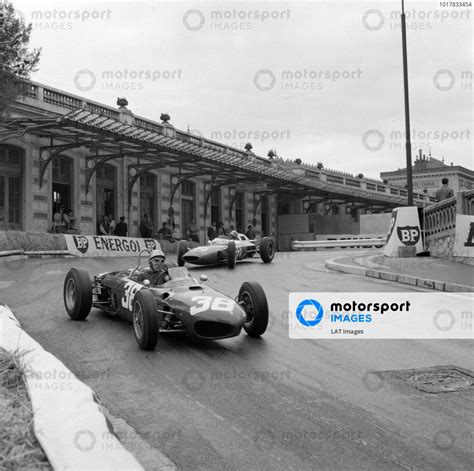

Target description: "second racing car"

left=178, top=232, right=275, bottom=268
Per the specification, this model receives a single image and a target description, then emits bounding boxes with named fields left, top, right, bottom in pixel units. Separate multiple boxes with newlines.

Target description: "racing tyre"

left=177, top=240, right=187, bottom=267
left=239, top=281, right=268, bottom=337
left=227, top=240, right=237, bottom=269
left=132, top=290, right=159, bottom=350
left=260, top=237, right=275, bottom=263
left=64, top=268, right=93, bottom=321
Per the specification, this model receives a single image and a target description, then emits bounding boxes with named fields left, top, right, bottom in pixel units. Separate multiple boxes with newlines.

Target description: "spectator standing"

left=217, top=222, right=227, bottom=237
left=246, top=224, right=256, bottom=240
left=435, top=178, right=454, bottom=201
left=63, top=209, right=76, bottom=231
left=52, top=205, right=66, bottom=233
left=108, top=214, right=116, bottom=234
left=98, top=215, right=110, bottom=235
left=188, top=218, right=200, bottom=243
left=207, top=222, right=217, bottom=241
left=139, top=214, right=154, bottom=238
left=114, top=216, right=128, bottom=236
left=158, top=221, right=175, bottom=242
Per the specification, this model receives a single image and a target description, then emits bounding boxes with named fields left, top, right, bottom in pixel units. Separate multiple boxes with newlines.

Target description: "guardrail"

left=292, top=238, right=385, bottom=250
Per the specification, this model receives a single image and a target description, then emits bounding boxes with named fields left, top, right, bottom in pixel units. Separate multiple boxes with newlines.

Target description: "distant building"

left=380, top=150, right=473, bottom=198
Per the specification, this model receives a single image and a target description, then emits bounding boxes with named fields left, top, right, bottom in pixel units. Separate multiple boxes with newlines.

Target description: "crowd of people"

left=51, top=204, right=77, bottom=233
left=206, top=222, right=256, bottom=241
left=97, top=214, right=128, bottom=236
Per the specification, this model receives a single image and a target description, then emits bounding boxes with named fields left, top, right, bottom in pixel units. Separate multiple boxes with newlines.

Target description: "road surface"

left=1, top=250, right=472, bottom=470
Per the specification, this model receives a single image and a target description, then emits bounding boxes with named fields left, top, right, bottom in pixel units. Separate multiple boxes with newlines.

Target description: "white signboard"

left=453, top=214, right=474, bottom=258
left=383, top=206, right=424, bottom=257
left=289, top=292, right=473, bottom=340
left=64, top=235, right=161, bottom=257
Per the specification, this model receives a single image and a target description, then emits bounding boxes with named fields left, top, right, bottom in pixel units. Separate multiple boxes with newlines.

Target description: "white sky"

left=12, top=0, right=474, bottom=179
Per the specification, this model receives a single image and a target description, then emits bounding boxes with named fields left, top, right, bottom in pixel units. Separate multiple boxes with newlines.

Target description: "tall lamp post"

left=401, top=0, right=413, bottom=205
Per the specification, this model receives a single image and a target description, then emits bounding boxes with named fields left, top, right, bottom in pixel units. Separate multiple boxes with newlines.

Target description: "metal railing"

left=292, top=237, right=385, bottom=250
left=424, top=196, right=457, bottom=237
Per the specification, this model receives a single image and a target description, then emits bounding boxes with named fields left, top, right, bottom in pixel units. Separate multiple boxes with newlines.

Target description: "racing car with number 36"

left=178, top=233, right=275, bottom=268
left=63, top=250, right=269, bottom=350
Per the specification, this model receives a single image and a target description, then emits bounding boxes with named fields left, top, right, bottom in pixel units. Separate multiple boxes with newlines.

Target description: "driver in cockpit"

left=136, top=249, right=170, bottom=285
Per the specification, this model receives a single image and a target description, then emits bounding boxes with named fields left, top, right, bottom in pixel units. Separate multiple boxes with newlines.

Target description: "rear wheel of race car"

left=132, top=290, right=159, bottom=350
left=260, top=237, right=275, bottom=263
left=177, top=240, right=187, bottom=267
left=64, top=268, right=93, bottom=321
left=227, top=241, right=237, bottom=269
left=239, top=281, right=268, bottom=337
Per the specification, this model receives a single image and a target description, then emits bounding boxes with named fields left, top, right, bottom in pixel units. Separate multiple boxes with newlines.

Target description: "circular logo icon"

left=433, top=309, right=456, bottom=332
left=255, top=429, right=275, bottom=451
left=253, top=69, right=276, bottom=92
left=362, top=129, right=385, bottom=152
left=362, top=9, right=385, bottom=31
left=433, top=69, right=456, bottom=92
left=183, top=9, right=205, bottom=31
left=433, top=430, right=455, bottom=450
left=74, top=430, right=96, bottom=452
left=183, top=370, right=205, bottom=391
left=74, top=69, right=96, bottom=92
left=361, top=371, right=385, bottom=392
left=296, top=299, right=324, bottom=327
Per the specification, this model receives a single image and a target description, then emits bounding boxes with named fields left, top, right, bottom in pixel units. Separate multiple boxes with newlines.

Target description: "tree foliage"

left=0, top=1, right=41, bottom=117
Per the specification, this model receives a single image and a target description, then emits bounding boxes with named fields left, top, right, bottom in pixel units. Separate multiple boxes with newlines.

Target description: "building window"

left=140, top=172, right=156, bottom=222
left=96, top=164, right=116, bottom=225
left=261, top=196, right=269, bottom=236
left=181, top=180, right=195, bottom=238
left=0, top=145, right=23, bottom=230
left=235, top=192, right=244, bottom=231
left=52, top=155, right=73, bottom=216
left=210, top=188, right=221, bottom=225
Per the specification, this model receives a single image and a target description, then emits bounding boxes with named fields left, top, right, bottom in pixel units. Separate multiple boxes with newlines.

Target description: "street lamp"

left=401, top=0, right=413, bottom=206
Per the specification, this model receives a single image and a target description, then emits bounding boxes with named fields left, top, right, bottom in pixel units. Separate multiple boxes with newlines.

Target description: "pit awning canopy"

left=0, top=108, right=409, bottom=207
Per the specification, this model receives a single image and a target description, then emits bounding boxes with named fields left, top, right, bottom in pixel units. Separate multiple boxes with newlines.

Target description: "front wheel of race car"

left=132, top=290, right=159, bottom=350
left=239, top=281, right=268, bottom=337
left=227, top=240, right=237, bottom=269
left=260, top=237, right=275, bottom=263
left=64, top=268, right=93, bottom=321
left=177, top=240, right=187, bottom=267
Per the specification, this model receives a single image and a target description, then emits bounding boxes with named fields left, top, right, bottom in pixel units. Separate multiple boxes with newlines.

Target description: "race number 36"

left=190, top=296, right=235, bottom=315
left=122, top=280, right=141, bottom=311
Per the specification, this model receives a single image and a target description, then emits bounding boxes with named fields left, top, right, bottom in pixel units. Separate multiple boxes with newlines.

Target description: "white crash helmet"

left=149, top=248, right=165, bottom=261
left=229, top=230, right=238, bottom=239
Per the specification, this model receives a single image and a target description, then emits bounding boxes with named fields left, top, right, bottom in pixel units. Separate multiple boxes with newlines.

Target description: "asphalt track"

left=1, top=250, right=473, bottom=470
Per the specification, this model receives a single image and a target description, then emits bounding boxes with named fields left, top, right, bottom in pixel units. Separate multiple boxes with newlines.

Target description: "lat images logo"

left=296, top=299, right=324, bottom=327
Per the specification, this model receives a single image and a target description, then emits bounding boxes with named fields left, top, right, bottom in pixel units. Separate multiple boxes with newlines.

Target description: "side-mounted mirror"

left=199, top=274, right=208, bottom=282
